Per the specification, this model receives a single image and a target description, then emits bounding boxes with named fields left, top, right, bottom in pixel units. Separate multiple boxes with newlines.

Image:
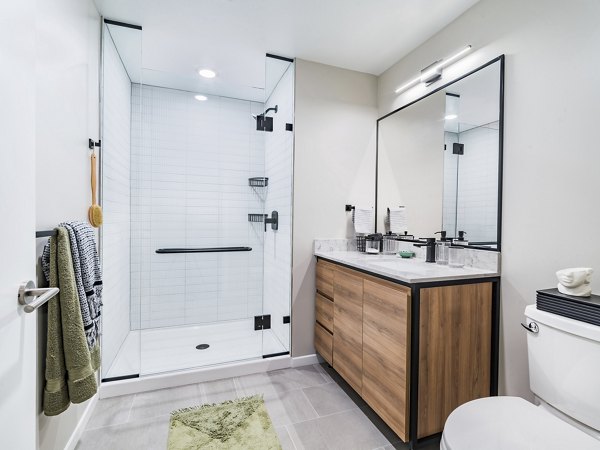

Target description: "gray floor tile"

left=267, top=365, right=329, bottom=393
left=86, top=394, right=135, bottom=430
left=76, top=415, right=169, bottom=450
left=201, top=377, right=239, bottom=404
left=128, top=383, right=203, bottom=422
left=264, top=389, right=319, bottom=427
left=317, top=363, right=366, bottom=407
left=303, top=382, right=359, bottom=416
left=235, top=371, right=277, bottom=397
left=236, top=371, right=319, bottom=427
left=358, top=405, right=402, bottom=445
left=276, top=426, right=297, bottom=450
left=290, top=409, right=394, bottom=450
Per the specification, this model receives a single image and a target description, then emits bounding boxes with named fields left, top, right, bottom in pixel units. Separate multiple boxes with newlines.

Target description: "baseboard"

left=64, top=394, right=98, bottom=450
left=291, top=353, right=319, bottom=367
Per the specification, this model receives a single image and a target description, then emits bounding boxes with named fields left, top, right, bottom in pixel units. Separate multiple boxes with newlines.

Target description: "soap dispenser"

left=453, top=230, right=469, bottom=245
left=434, top=231, right=450, bottom=265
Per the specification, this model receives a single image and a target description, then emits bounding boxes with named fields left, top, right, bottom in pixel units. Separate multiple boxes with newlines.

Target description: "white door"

left=0, top=1, right=38, bottom=449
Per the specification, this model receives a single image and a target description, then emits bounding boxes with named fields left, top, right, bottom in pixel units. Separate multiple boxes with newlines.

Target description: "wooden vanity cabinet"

left=314, top=257, right=498, bottom=447
left=332, top=267, right=364, bottom=393
left=362, top=276, right=410, bottom=441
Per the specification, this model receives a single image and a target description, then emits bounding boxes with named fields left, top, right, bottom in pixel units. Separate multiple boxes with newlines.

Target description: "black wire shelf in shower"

left=156, top=247, right=252, bottom=254
left=248, top=213, right=266, bottom=222
left=249, top=177, right=269, bottom=187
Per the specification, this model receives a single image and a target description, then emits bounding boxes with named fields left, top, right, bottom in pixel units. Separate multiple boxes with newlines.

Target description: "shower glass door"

left=136, top=77, right=268, bottom=376
left=261, top=55, right=294, bottom=357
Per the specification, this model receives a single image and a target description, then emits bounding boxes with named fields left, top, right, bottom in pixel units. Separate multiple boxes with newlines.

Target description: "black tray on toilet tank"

left=536, top=288, right=600, bottom=327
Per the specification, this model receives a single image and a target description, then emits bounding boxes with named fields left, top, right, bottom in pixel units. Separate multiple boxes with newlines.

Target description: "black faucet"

left=414, top=237, right=436, bottom=263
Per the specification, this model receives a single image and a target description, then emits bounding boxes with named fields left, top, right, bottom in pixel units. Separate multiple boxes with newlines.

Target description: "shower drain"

left=196, top=344, right=210, bottom=350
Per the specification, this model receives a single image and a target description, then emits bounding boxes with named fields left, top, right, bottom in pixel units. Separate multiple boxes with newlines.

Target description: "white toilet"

left=441, top=304, right=600, bottom=450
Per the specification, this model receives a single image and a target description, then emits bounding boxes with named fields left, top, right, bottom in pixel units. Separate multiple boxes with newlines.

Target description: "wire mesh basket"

left=356, top=235, right=366, bottom=252
left=248, top=177, right=269, bottom=187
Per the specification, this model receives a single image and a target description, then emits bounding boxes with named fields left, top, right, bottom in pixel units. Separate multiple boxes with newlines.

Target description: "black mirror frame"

left=375, top=54, right=505, bottom=252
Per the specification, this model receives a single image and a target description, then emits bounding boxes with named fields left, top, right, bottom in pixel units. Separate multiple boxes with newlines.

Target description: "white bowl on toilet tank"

left=525, top=304, right=600, bottom=435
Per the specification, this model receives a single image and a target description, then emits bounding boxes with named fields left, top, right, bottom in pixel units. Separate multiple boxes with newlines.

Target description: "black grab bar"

left=156, top=247, right=252, bottom=254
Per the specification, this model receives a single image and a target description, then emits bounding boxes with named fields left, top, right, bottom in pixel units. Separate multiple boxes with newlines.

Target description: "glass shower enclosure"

left=100, top=19, right=294, bottom=381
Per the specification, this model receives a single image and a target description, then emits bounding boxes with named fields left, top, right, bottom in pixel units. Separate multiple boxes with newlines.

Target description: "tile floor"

left=77, top=363, right=440, bottom=450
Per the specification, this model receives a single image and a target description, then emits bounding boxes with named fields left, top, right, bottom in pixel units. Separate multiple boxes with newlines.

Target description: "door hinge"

left=283, top=316, right=290, bottom=324
left=254, top=315, right=271, bottom=330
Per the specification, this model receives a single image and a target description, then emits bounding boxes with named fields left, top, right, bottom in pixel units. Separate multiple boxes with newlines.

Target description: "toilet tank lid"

left=442, top=397, right=600, bottom=450
left=525, top=304, right=600, bottom=343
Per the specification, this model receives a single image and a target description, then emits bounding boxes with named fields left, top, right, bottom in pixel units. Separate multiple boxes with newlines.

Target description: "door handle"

left=18, top=281, right=59, bottom=313
left=520, top=321, right=539, bottom=334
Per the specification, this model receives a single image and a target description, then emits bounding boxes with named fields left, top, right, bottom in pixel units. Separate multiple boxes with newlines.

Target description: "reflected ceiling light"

left=194, top=94, right=208, bottom=101
left=198, top=69, right=216, bottom=78
left=445, top=114, right=458, bottom=120
left=395, top=45, right=472, bottom=95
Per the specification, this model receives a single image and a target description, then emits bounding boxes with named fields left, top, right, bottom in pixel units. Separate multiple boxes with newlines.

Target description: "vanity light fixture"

left=194, top=94, right=208, bottom=101
left=198, top=69, right=216, bottom=78
left=395, top=45, right=472, bottom=94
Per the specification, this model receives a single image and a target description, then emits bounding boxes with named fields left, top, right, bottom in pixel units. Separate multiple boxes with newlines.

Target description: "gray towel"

left=43, top=221, right=102, bottom=350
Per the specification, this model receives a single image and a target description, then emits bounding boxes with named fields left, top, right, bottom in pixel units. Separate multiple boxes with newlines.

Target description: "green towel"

left=43, top=227, right=100, bottom=416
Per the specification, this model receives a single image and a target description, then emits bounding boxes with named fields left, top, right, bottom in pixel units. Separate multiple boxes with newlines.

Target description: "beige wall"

left=36, top=0, right=101, bottom=448
left=292, top=59, right=378, bottom=357
left=378, top=0, right=600, bottom=399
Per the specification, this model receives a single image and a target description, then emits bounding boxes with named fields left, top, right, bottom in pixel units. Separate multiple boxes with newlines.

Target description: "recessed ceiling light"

left=194, top=95, right=208, bottom=101
left=198, top=69, right=216, bottom=79
left=445, top=114, right=458, bottom=120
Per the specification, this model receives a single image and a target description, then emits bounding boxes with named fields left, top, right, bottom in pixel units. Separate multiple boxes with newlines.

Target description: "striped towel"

left=389, top=207, right=408, bottom=234
left=352, top=207, right=373, bottom=234
left=43, top=221, right=102, bottom=350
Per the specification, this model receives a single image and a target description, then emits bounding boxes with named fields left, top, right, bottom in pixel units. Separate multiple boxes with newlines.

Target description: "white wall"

left=378, top=0, right=600, bottom=399
left=263, top=63, right=294, bottom=352
left=292, top=59, right=378, bottom=356
left=100, top=27, right=132, bottom=378
left=34, top=0, right=101, bottom=448
left=130, top=85, right=265, bottom=329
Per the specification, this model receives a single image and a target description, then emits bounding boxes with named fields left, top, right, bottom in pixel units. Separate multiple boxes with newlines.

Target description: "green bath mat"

left=167, top=395, right=282, bottom=450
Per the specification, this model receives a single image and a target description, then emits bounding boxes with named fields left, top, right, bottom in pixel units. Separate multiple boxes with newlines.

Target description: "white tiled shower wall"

left=263, top=63, right=294, bottom=352
left=130, top=85, right=266, bottom=329
left=101, top=30, right=132, bottom=372
left=443, top=123, right=499, bottom=242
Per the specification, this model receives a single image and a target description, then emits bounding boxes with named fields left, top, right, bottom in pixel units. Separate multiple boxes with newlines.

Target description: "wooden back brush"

left=88, top=151, right=103, bottom=227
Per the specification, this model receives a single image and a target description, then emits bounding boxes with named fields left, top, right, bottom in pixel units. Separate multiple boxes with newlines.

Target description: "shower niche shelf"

left=249, top=177, right=269, bottom=187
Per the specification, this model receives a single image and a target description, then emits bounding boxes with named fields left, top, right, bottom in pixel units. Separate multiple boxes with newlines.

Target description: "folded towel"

left=43, top=228, right=100, bottom=416
left=389, top=207, right=408, bottom=234
left=353, top=207, right=373, bottom=234
left=43, top=221, right=102, bottom=350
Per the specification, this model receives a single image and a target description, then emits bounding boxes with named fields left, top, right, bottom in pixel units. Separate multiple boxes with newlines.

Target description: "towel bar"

left=156, top=247, right=252, bottom=254
left=18, top=281, right=59, bottom=313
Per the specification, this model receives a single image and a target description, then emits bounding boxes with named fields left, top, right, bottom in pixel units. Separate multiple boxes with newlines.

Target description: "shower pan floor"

left=104, top=318, right=288, bottom=380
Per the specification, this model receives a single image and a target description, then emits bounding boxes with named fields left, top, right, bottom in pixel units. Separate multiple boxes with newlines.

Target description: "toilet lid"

left=441, top=397, right=600, bottom=450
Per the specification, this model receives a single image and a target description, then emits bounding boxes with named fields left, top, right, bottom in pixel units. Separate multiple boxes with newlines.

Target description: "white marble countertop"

left=314, top=250, right=500, bottom=284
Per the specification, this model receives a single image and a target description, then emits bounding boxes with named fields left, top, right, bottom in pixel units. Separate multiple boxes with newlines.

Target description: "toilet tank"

left=525, top=304, right=600, bottom=432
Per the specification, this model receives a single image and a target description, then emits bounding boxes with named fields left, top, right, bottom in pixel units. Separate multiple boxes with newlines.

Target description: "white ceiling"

left=95, top=0, right=480, bottom=101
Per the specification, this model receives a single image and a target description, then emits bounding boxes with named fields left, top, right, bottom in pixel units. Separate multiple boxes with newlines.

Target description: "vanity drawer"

left=314, top=322, right=333, bottom=365
left=316, top=293, right=334, bottom=332
left=316, top=260, right=335, bottom=299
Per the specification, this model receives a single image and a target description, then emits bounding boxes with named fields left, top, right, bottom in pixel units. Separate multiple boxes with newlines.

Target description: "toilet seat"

left=441, top=396, right=600, bottom=450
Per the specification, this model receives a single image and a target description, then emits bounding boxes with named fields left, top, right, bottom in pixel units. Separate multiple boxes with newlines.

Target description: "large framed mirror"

left=376, top=55, right=504, bottom=250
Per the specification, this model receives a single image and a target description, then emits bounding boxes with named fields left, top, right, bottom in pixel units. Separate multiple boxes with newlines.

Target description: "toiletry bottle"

left=434, top=231, right=450, bottom=265
left=453, top=230, right=469, bottom=245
